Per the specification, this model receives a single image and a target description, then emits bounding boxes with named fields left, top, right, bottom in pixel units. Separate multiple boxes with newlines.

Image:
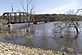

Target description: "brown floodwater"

left=0, top=22, right=82, bottom=53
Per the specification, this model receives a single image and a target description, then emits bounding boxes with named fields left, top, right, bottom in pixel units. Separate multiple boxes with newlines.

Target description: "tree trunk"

left=72, top=21, right=79, bottom=34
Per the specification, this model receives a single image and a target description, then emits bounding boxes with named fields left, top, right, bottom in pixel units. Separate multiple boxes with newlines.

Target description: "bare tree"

left=19, top=0, right=36, bottom=24
left=53, top=10, right=80, bottom=38
left=17, top=0, right=36, bottom=41
left=65, top=10, right=80, bottom=34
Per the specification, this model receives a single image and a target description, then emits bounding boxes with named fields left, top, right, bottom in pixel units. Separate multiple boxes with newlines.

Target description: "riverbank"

left=0, top=42, right=81, bottom=55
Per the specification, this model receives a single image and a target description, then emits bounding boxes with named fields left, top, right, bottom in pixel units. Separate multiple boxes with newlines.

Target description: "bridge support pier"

left=44, top=21, right=47, bottom=23
left=8, top=23, right=13, bottom=30
left=33, top=21, right=37, bottom=24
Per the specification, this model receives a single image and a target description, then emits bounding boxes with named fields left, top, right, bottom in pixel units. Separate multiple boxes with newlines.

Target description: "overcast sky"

left=0, top=0, right=81, bottom=15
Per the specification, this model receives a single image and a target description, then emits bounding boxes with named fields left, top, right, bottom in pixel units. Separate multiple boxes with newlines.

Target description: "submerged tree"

left=19, top=0, right=36, bottom=47
left=65, top=10, right=80, bottom=34
left=53, top=10, right=80, bottom=38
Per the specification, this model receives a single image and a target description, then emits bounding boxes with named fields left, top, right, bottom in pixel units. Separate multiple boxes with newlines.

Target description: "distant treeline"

left=34, top=14, right=82, bottom=21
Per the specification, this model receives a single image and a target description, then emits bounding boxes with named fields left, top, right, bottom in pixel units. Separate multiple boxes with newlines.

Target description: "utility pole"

left=11, top=5, right=13, bottom=13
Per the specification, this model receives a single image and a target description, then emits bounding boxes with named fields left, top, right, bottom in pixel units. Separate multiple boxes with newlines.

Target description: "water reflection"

left=23, top=24, right=36, bottom=47
left=0, top=22, right=82, bottom=53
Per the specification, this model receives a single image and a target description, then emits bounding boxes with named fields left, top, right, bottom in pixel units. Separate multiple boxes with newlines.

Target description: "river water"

left=0, top=21, right=82, bottom=53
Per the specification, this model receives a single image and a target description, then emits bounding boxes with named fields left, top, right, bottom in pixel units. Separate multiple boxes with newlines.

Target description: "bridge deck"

left=0, top=12, right=82, bottom=24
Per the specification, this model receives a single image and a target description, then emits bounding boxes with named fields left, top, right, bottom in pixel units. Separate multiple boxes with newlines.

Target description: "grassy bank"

left=0, top=42, right=81, bottom=55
